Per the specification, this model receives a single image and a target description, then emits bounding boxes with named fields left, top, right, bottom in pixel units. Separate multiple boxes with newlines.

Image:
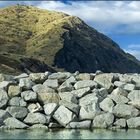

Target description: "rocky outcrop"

left=0, top=71, right=140, bottom=130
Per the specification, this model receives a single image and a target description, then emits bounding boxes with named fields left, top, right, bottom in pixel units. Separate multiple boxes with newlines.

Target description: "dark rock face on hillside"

left=0, top=5, right=140, bottom=74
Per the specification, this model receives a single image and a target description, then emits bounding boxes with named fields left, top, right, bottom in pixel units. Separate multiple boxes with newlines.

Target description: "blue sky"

left=0, top=0, right=140, bottom=60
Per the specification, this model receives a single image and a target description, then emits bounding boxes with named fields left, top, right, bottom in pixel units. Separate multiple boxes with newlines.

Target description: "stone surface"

left=48, top=122, right=62, bottom=128
left=57, top=81, right=73, bottom=92
left=76, top=73, right=91, bottom=80
left=59, top=92, right=78, bottom=104
left=0, top=81, right=16, bottom=91
left=100, top=98, right=114, bottom=113
left=6, top=106, right=28, bottom=120
left=94, top=74, right=114, bottom=92
left=128, top=101, right=140, bottom=110
left=32, top=84, right=55, bottom=93
left=29, top=73, right=48, bottom=83
left=37, top=92, right=60, bottom=105
left=19, top=78, right=35, bottom=90
left=21, top=90, right=37, bottom=102
left=71, top=87, right=91, bottom=98
left=44, top=103, right=58, bottom=116
left=8, top=85, right=22, bottom=98
left=66, top=120, right=91, bottom=129
left=24, top=113, right=47, bottom=125
left=114, top=81, right=126, bottom=88
left=128, top=90, right=140, bottom=101
left=28, top=103, right=43, bottom=113
left=0, top=74, right=14, bottom=82
left=59, top=100, right=80, bottom=115
left=92, top=113, right=114, bottom=128
left=74, top=80, right=98, bottom=90
left=127, top=117, right=140, bottom=128
left=43, top=79, right=59, bottom=89
left=8, top=97, right=27, bottom=107
left=114, top=119, right=126, bottom=128
left=111, top=87, right=128, bottom=97
left=29, top=124, right=48, bottom=129
left=48, top=72, right=70, bottom=80
left=0, top=89, right=9, bottom=109
left=0, top=110, right=11, bottom=125
left=123, top=83, right=135, bottom=92
left=4, top=117, right=28, bottom=129
left=112, top=104, right=139, bottom=118
left=53, top=106, right=76, bottom=127
left=108, top=94, right=129, bottom=104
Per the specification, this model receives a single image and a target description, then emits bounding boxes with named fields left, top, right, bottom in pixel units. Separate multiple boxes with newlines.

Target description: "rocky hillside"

left=0, top=71, right=140, bottom=129
left=0, top=5, right=140, bottom=74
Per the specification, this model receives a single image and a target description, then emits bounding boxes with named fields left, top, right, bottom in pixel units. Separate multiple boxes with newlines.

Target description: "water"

left=0, top=129, right=140, bottom=139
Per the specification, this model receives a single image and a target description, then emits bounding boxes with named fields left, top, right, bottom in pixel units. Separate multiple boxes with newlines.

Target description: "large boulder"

left=53, top=106, right=76, bottom=127
left=58, top=92, right=78, bottom=104
left=71, top=87, right=91, bottom=98
left=21, top=90, right=37, bottom=102
left=57, top=81, right=73, bottom=92
left=29, top=73, right=49, bottom=83
left=8, top=85, right=22, bottom=98
left=127, top=117, right=140, bottom=128
left=92, top=113, right=114, bottom=128
left=99, top=98, right=114, bottom=113
left=19, top=78, right=35, bottom=90
left=111, top=87, right=128, bottom=97
left=123, top=83, right=135, bottom=92
left=6, top=106, right=28, bottom=120
left=27, top=103, right=43, bottom=113
left=94, top=73, right=115, bottom=92
left=24, top=113, right=47, bottom=125
left=74, top=80, right=98, bottom=90
left=66, top=120, right=91, bottom=129
left=59, top=100, right=80, bottom=115
left=0, top=89, right=9, bottom=109
left=4, top=117, right=28, bottom=129
left=32, top=84, right=55, bottom=93
left=128, top=90, right=140, bottom=101
left=44, top=103, right=58, bottom=116
left=114, top=119, right=126, bottom=128
left=8, top=97, right=27, bottom=107
left=112, top=104, right=139, bottom=118
left=43, top=79, right=59, bottom=89
left=37, top=92, right=60, bottom=105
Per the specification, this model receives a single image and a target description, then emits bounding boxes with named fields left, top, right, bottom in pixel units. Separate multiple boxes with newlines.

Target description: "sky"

left=0, top=0, right=140, bottom=60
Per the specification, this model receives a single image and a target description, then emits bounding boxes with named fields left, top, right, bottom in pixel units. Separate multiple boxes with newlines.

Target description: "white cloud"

left=125, top=49, right=140, bottom=60
left=128, top=44, right=140, bottom=49
left=37, top=1, right=140, bottom=34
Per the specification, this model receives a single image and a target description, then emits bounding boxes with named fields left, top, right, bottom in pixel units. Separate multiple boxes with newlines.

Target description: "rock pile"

left=0, top=71, right=140, bottom=129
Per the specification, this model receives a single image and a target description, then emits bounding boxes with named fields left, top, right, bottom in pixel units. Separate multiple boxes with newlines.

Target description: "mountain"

left=0, top=5, right=140, bottom=75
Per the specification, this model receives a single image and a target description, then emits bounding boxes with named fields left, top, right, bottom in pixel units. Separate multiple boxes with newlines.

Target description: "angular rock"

left=28, top=103, right=43, bottom=113
left=59, top=100, right=80, bottom=115
left=48, top=72, right=70, bottom=80
left=8, top=97, right=27, bottom=107
left=114, top=81, right=126, bottom=88
left=29, top=73, right=48, bottom=83
left=37, top=92, right=60, bottom=105
left=32, top=84, right=55, bottom=93
left=79, top=102, right=101, bottom=120
left=59, top=92, right=78, bottom=104
left=123, top=83, right=135, bottom=92
left=128, top=101, right=140, bottom=110
left=4, top=117, right=28, bottom=129
left=112, top=104, right=139, bottom=118
left=128, top=90, right=140, bottom=101
left=8, top=85, right=22, bottom=98
left=44, top=103, right=58, bottom=116
left=114, top=119, right=126, bottom=128
left=111, top=87, right=128, bottom=97
left=97, top=88, right=108, bottom=101
left=19, top=78, right=35, bottom=90
left=127, top=117, right=140, bottom=128
left=65, top=76, right=76, bottom=84
left=53, top=106, right=76, bottom=127
left=66, top=120, right=91, bottom=129
left=0, top=74, right=14, bottom=82
left=24, top=113, right=47, bottom=125
left=71, top=87, right=91, bottom=98
left=0, top=110, right=11, bottom=125
left=6, top=106, right=28, bottom=120
left=14, top=73, right=28, bottom=80
left=92, top=113, right=114, bottom=128
left=94, top=73, right=114, bottom=92
left=43, top=79, right=59, bottom=89
left=99, top=98, right=114, bottom=112
left=119, top=74, right=132, bottom=83
left=21, top=90, right=37, bottom=102
left=76, top=73, right=91, bottom=80
left=29, top=124, right=48, bottom=129
left=0, top=89, right=9, bottom=109
left=108, top=94, right=129, bottom=104
left=0, top=81, right=16, bottom=91
left=74, top=80, right=98, bottom=90
left=58, top=81, right=73, bottom=92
